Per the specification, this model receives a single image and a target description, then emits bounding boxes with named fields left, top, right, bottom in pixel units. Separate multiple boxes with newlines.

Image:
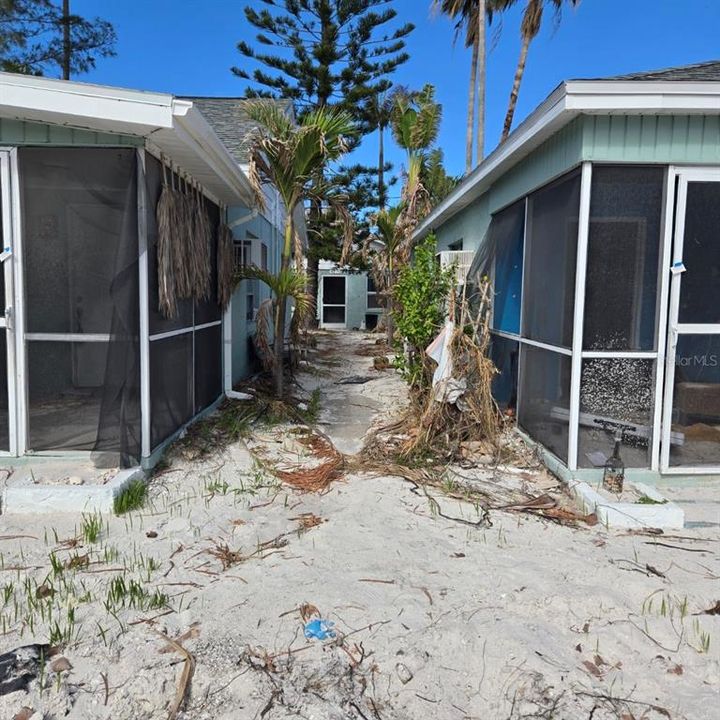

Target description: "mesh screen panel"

left=150, top=333, right=194, bottom=449
left=194, top=324, right=222, bottom=414
left=323, top=307, right=345, bottom=324
left=489, top=333, right=519, bottom=410
left=20, top=148, right=140, bottom=465
left=578, top=358, right=655, bottom=468
left=679, top=182, right=720, bottom=325
left=27, top=341, right=108, bottom=452
left=490, top=201, right=525, bottom=335
left=194, top=200, right=222, bottom=325
left=145, top=154, right=193, bottom=334
left=584, top=166, right=664, bottom=351
left=670, top=335, right=720, bottom=467
left=518, top=345, right=571, bottom=463
left=522, top=171, right=581, bottom=348
left=323, top=277, right=345, bottom=304
left=0, top=333, right=7, bottom=451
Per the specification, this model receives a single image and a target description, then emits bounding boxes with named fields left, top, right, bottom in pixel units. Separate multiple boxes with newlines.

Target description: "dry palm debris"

left=290, top=513, right=325, bottom=532
left=274, top=433, right=345, bottom=492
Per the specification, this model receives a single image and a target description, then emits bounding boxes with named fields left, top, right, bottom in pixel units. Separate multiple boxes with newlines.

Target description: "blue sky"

left=74, top=0, right=720, bottom=195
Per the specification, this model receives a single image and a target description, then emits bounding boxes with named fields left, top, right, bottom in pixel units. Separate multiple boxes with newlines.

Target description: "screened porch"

left=478, top=162, right=720, bottom=476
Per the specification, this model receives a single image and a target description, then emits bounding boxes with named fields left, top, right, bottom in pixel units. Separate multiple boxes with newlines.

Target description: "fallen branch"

left=149, top=627, right=195, bottom=720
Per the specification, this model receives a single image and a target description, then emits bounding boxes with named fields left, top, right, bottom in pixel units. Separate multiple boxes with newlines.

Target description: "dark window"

left=489, top=200, right=525, bottom=335
left=517, top=345, right=572, bottom=463
left=678, top=181, right=720, bottom=325
left=323, top=276, right=345, bottom=305
left=261, top=242, right=268, bottom=270
left=584, top=166, right=665, bottom=351
left=20, top=147, right=140, bottom=464
left=522, top=171, right=581, bottom=349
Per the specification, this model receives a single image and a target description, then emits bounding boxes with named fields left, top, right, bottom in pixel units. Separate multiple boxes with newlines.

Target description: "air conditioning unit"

left=437, top=250, right=475, bottom=285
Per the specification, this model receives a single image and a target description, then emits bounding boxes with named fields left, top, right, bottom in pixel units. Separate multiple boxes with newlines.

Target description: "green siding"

left=435, top=113, right=720, bottom=254
left=0, top=118, right=142, bottom=147
left=436, top=117, right=584, bottom=254
left=581, top=114, right=720, bottom=164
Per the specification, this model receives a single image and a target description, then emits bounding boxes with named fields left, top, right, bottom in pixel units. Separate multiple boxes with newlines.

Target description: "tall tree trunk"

left=476, top=0, right=486, bottom=164
left=307, top=254, right=319, bottom=328
left=273, top=218, right=294, bottom=397
left=378, top=123, right=385, bottom=209
left=501, top=32, right=530, bottom=142
left=274, top=296, right=287, bottom=397
left=62, top=0, right=71, bottom=80
left=465, top=36, right=478, bottom=175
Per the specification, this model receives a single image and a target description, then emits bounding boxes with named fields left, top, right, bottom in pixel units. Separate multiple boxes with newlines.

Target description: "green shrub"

left=391, top=234, right=453, bottom=389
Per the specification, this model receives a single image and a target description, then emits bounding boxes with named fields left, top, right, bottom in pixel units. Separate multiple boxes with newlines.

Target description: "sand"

left=0, top=330, right=718, bottom=720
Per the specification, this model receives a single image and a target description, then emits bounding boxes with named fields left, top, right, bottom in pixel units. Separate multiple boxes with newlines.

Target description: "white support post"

left=0, top=152, right=17, bottom=456
left=137, top=149, right=151, bottom=460
left=9, top=148, right=27, bottom=456
left=223, top=210, right=233, bottom=393
left=567, top=162, right=593, bottom=472
left=652, top=167, right=677, bottom=471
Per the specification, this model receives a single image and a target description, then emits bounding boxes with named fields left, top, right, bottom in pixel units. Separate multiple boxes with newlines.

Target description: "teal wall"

left=228, top=206, right=280, bottom=384
left=317, top=268, right=380, bottom=329
left=434, top=113, right=720, bottom=254
left=435, top=117, right=584, bottom=253
left=0, top=117, right=142, bottom=146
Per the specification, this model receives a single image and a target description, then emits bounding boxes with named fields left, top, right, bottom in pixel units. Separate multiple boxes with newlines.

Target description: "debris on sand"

left=0, top=645, right=55, bottom=697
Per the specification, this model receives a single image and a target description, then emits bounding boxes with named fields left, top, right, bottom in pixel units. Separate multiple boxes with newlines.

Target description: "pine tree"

left=0, top=0, right=115, bottom=79
left=233, top=0, right=414, bottom=317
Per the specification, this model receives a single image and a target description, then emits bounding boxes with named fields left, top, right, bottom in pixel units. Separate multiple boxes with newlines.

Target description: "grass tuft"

left=114, top=479, right=147, bottom=515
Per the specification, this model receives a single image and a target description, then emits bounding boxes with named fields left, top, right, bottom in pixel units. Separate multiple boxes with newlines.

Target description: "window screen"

left=522, top=171, right=581, bottom=349
left=150, top=333, right=193, bottom=449
left=578, top=358, right=655, bottom=468
left=518, top=345, right=572, bottom=463
left=323, top=276, right=345, bottom=305
left=489, top=333, right=519, bottom=410
left=489, top=200, right=525, bottom=335
left=20, top=148, right=140, bottom=465
left=670, top=335, right=720, bottom=467
left=146, top=153, right=193, bottom=334
left=678, top=182, right=720, bottom=325
left=584, top=166, right=665, bottom=351
left=194, top=324, right=222, bottom=414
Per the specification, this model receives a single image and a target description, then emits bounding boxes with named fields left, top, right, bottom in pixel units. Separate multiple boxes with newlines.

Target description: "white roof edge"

left=173, top=105, right=255, bottom=207
left=0, top=71, right=255, bottom=207
left=415, top=77, right=720, bottom=240
left=414, top=83, right=569, bottom=240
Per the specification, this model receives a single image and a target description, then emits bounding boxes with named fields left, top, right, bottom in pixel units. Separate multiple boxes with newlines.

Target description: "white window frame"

left=659, top=166, right=720, bottom=474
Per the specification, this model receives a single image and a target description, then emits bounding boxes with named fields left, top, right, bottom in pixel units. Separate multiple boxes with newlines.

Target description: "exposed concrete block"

left=568, top=479, right=684, bottom=530
left=2, top=467, right=145, bottom=514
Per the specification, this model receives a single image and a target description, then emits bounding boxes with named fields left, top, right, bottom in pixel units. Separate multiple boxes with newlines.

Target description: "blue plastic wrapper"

left=304, top=618, right=336, bottom=640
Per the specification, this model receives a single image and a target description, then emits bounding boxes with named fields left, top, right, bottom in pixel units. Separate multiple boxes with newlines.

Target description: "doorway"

left=661, top=169, right=720, bottom=472
left=0, top=150, right=17, bottom=456
left=321, top=275, right=346, bottom=328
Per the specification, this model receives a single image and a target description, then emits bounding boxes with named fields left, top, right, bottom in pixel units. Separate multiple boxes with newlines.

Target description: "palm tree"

left=364, top=90, right=398, bottom=210
left=434, top=0, right=501, bottom=172
left=500, top=0, right=580, bottom=141
left=369, top=205, right=403, bottom=342
left=391, top=84, right=442, bottom=245
left=242, top=101, right=355, bottom=396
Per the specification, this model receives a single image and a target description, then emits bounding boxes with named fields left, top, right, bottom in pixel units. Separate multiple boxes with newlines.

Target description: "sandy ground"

left=0, top=330, right=718, bottom=720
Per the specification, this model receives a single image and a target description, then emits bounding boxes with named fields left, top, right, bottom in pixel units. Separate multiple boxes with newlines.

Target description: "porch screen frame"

left=659, top=166, right=720, bottom=475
